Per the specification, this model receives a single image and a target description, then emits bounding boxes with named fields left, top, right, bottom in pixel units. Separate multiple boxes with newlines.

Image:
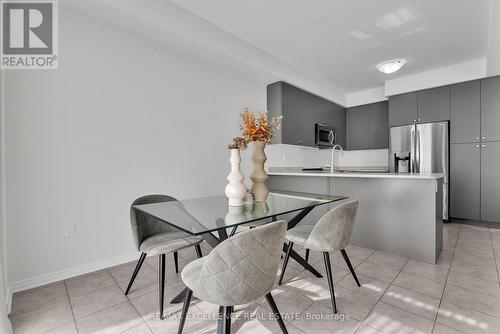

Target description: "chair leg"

left=340, top=249, right=361, bottom=287
left=221, top=306, right=232, bottom=334
left=125, top=252, right=146, bottom=295
left=305, top=249, right=310, bottom=263
left=265, top=293, right=288, bottom=334
left=173, top=251, right=179, bottom=274
left=177, top=288, right=193, bottom=334
left=195, top=244, right=203, bottom=258
left=278, top=242, right=293, bottom=285
left=323, top=252, right=337, bottom=314
left=159, top=254, right=166, bottom=320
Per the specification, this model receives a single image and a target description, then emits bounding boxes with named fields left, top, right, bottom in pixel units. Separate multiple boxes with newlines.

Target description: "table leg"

left=282, top=244, right=323, bottom=278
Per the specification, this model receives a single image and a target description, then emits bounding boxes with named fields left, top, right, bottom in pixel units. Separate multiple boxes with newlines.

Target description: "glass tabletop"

left=133, top=190, right=348, bottom=236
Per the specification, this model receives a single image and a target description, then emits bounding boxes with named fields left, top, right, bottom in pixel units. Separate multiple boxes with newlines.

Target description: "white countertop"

left=268, top=171, right=445, bottom=180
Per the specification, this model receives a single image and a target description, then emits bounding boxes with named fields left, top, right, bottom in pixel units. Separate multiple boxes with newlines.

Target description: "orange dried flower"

left=240, top=108, right=282, bottom=142
left=227, top=137, right=248, bottom=150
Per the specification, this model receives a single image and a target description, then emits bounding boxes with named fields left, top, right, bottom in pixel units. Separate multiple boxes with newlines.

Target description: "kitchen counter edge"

left=267, top=171, right=444, bottom=180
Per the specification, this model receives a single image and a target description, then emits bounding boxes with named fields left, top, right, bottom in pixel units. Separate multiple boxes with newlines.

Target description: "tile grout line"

left=430, top=225, right=460, bottom=333
left=286, top=248, right=375, bottom=332
left=63, top=280, right=79, bottom=334
left=107, top=268, right=153, bottom=333
left=67, top=271, right=142, bottom=330
left=489, top=229, right=500, bottom=289
left=354, top=255, right=409, bottom=334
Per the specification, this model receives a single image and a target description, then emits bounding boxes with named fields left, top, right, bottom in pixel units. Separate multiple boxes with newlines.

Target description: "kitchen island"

left=268, top=169, right=444, bottom=264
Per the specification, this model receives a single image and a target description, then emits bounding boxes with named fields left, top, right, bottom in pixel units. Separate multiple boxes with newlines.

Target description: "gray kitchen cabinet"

left=481, top=76, right=500, bottom=142
left=347, top=102, right=388, bottom=150
left=388, top=92, right=418, bottom=126
left=282, top=83, right=316, bottom=146
left=450, top=81, right=481, bottom=144
left=330, top=104, right=346, bottom=148
left=450, top=143, right=480, bottom=220
left=267, top=81, right=346, bottom=147
left=481, top=141, right=500, bottom=223
left=370, top=101, right=389, bottom=149
left=417, top=86, right=450, bottom=123
left=347, top=105, right=370, bottom=150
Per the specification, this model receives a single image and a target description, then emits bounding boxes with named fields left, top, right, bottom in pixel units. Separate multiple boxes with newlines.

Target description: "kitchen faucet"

left=330, top=144, right=343, bottom=173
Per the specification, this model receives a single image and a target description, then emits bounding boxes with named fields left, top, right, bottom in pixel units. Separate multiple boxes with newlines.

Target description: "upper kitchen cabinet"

left=450, top=81, right=481, bottom=144
left=347, top=101, right=388, bottom=150
left=370, top=101, right=389, bottom=149
left=267, top=81, right=346, bottom=148
left=347, top=105, right=370, bottom=150
left=481, top=76, right=500, bottom=142
left=388, top=92, right=418, bottom=126
left=417, top=86, right=450, bottom=123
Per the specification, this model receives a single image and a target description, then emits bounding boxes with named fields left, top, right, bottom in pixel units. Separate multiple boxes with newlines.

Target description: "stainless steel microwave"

left=315, top=123, right=335, bottom=148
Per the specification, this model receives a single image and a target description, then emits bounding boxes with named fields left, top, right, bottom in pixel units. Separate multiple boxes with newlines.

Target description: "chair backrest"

left=304, top=200, right=359, bottom=252
left=130, top=194, right=178, bottom=250
left=196, top=220, right=287, bottom=306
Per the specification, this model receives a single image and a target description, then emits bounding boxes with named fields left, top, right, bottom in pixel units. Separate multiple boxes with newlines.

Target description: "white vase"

left=249, top=141, right=269, bottom=202
left=225, top=149, right=247, bottom=206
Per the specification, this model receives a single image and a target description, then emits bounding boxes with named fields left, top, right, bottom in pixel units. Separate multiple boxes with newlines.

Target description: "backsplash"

left=264, top=144, right=388, bottom=169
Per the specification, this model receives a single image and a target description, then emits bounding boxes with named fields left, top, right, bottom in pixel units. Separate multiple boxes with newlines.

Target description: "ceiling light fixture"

left=376, top=59, right=405, bottom=74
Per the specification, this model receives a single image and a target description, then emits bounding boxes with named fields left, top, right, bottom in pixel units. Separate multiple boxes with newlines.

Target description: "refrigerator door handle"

left=415, top=127, right=421, bottom=173
left=410, top=126, right=416, bottom=173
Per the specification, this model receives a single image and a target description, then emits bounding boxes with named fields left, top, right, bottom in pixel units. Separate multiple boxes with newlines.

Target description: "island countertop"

left=267, top=170, right=444, bottom=180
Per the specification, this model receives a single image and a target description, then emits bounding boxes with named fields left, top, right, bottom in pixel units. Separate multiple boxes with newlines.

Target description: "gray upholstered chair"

left=177, top=220, right=289, bottom=334
left=127, top=194, right=204, bottom=319
left=278, top=200, right=360, bottom=314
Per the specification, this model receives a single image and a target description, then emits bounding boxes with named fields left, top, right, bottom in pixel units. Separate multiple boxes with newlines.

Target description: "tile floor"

left=9, top=223, right=500, bottom=334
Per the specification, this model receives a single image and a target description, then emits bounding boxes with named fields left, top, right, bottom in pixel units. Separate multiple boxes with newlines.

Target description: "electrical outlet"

left=64, top=221, right=76, bottom=238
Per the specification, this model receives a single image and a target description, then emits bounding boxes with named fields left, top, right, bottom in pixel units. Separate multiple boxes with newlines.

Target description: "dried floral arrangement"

left=240, top=108, right=282, bottom=142
left=227, top=137, right=248, bottom=150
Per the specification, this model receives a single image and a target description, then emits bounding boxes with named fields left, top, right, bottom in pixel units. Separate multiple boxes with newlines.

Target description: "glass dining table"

left=133, top=189, right=348, bottom=304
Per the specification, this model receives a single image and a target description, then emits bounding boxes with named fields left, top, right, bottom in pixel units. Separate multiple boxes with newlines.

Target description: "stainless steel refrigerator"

left=389, top=122, right=449, bottom=220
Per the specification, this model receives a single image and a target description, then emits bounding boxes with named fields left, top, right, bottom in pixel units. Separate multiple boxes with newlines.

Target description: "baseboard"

left=7, top=251, right=140, bottom=312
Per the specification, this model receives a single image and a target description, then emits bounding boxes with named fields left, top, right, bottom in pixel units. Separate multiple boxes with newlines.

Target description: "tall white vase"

left=225, top=149, right=247, bottom=206
left=249, top=141, right=269, bottom=202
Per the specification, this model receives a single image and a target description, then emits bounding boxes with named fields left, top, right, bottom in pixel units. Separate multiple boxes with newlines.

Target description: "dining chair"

left=278, top=200, right=360, bottom=314
left=177, top=220, right=289, bottom=334
left=127, top=194, right=204, bottom=319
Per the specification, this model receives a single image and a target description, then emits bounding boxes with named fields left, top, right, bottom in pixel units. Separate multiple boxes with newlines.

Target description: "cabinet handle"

left=413, top=119, right=417, bottom=122
left=481, top=144, right=486, bottom=148
left=475, top=137, right=480, bottom=140
left=475, top=145, right=480, bottom=148
left=482, top=136, right=486, bottom=140
left=418, top=118, right=421, bottom=122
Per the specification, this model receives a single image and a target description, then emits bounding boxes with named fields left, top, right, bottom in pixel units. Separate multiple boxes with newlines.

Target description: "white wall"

left=346, top=87, right=387, bottom=107
left=0, top=69, right=12, bottom=331
left=487, top=0, right=500, bottom=76
left=4, top=10, right=271, bottom=287
left=385, top=58, right=487, bottom=96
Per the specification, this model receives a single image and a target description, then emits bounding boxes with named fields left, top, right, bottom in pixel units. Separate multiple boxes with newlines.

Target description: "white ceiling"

left=171, top=0, right=492, bottom=93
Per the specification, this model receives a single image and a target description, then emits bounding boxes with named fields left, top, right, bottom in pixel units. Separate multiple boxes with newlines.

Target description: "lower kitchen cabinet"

left=481, top=141, right=500, bottom=223
left=450, top=143, right=480, bottom=220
